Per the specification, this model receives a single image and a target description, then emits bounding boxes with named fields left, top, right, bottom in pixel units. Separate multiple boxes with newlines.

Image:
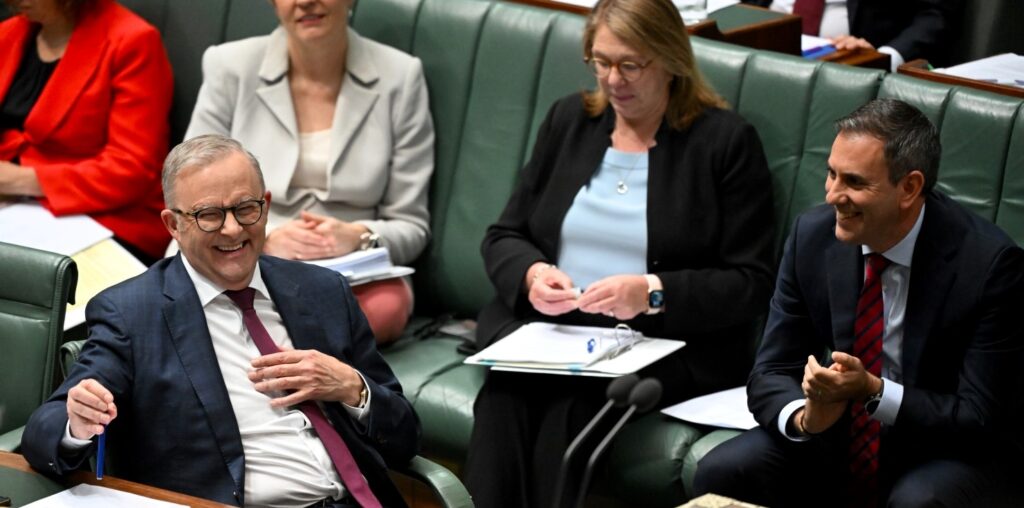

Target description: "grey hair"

left=162, top=134, right=265, bottom=209
left=835, top=98, right=941, bottom=192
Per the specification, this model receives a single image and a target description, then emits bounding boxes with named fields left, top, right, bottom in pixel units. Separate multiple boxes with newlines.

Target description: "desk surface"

left=0, top=452, right=231, bottom=508
left=898, top=59, right=1024, bottom=99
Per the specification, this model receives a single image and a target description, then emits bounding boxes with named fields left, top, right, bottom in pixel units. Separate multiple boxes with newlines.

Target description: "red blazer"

left=0, top=0, right=173, bottom=259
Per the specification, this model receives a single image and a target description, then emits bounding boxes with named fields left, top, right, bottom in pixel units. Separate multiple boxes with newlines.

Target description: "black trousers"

left=693, top=426, right=1024, bottom=508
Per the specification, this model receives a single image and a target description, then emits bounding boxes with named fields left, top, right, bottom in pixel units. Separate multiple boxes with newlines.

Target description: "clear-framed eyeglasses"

left=586, top=324, right=645, bottom=360
left=585, top=57, right=652, bottom=82
left=172, top=199, right=266, bottom=233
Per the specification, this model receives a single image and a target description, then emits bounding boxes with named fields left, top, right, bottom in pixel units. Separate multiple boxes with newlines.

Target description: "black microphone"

left=574, top=378, right=663, bottom=508
left=551, top=374, right=639, bottom=508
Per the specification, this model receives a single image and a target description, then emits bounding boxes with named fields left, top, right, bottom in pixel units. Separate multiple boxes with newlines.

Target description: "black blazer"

left=22, top=255, right=419, bottom=507
left=749, top=192, right=1024, bottom=469
left=743, top=0, right=958, bottom=64
left=479, top=94, right=776, bottom=391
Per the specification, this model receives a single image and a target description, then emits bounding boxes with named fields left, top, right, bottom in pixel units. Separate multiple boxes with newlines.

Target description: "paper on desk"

left=23, top=483, right=187, bottom=508
left=935, top=53, right=1024, bottom=88
left=707, top=0, right=740, bottom=13
left=0, top=201, right=111, bottom=255
left=661, top=386, right=758, bottom=430
left=801, top=34, right=833, bottom=51
left=64, top=238, right=147, bottom=330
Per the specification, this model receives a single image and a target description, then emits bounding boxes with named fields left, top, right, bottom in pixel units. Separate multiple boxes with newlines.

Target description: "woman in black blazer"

left=464, top=0, right=777, bottom=506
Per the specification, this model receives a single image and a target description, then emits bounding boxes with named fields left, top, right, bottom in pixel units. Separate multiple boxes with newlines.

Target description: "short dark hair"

left=835, top=98, right=941, bottom=192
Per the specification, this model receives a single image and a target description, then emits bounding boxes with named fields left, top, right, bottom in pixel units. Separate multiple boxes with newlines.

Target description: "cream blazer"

left=185, top=27, right=434, bottom=265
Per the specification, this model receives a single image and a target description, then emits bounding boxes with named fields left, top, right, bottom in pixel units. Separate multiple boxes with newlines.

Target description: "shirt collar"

left=862, top=203, right=926, bottom=268
left=179, top=254, right=271, bottom=307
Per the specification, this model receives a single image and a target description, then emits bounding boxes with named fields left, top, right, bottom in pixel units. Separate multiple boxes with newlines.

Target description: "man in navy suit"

left=693, top=99, right=1024, bottom=507
left=22, top=134, right=419, bottom=507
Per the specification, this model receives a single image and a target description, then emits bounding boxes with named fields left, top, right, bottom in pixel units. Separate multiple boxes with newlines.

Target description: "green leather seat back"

left=119, top=0, right=231, bottom=144
left=355, top=0, right=591, bottom=319
left=0, top=242, right=77, bottom=437
left=693, top=38, right=884, bottom=253
left=997, top=112, right=1024, bottom=243
left=222, top=0, right=278, bottom=42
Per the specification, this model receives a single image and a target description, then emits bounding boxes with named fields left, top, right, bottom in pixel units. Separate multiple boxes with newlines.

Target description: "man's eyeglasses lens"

left=185, top=200, right=264, bottom=232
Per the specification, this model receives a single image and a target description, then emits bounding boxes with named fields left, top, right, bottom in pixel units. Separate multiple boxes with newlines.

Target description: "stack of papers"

left=661, top=386, right=757, bottom=430
left=935, top=53, right=1024, bottom=88
left=24, top=484, right=187, bottom=507
left=304, top=247, right=414, bottom=285
left=0, top=200, right=146, bottom=331
left=465, top=322, right=685, bottom=377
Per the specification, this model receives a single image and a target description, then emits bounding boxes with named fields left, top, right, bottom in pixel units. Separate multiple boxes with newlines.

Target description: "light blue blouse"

left=556, top=147, right=648, bottom=289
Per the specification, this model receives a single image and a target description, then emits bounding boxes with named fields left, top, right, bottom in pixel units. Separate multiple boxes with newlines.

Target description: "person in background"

left=185, top=0, right=435, bottom=344
left=694, top=99, right=1024, bottom=507
left=464, top=0, right=777, bottom=506
left=0, top=0, right=173, bottom=263
left=22, top=134, right=420, bottom=508
left=742, top=0, right=961, bottom=70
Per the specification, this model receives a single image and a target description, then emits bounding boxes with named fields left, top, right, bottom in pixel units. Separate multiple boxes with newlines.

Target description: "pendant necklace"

left=615, top=152, right=645, bottom=195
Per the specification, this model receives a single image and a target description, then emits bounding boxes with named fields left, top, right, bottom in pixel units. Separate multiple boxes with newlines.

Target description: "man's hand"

left=66, top=379, right=117, bottom=440
left=831, top=35, right=875, bottom=52
left=577, top=275, right=648, bottom=320
left=795, top=397, right=846, bottom=435
left=525, top=263, right=578, bottom=316
left=802, top=352, right=877, bottom=403
left=250, top=349, right=364, bottom=408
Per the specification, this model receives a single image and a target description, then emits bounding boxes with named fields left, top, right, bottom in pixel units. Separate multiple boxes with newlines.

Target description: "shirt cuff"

left=778, top=399, right=810, bottom=442
left=876, top=46, right=905, bottom=72
left=872, top=377, right=903, bottom=425
left=342, top=371, right=371, bottom=424
left=61, top=420, right=94, bottom=450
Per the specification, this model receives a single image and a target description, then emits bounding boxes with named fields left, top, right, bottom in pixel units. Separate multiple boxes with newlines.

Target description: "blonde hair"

left=582, top=0, right=726, bottom=130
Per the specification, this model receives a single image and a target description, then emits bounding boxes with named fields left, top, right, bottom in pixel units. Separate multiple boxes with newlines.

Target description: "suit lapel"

left=827, top=239, right=862, bottom=354
left=24, top=5, right=107, bottom=141
left=327, top=31, right=379, bottom=175
left=901, top=202, right=957, bottom=385
left=256, top=28, right=299, bottom=198
left=259, top=257, right=325, bottom=351
left=161, top=257, right=246, bottom=497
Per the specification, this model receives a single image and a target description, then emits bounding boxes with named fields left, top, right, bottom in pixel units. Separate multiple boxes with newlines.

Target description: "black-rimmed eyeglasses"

left=172, top=199, right=265, bottom=232
left=585, top=58, right=652, bottom=82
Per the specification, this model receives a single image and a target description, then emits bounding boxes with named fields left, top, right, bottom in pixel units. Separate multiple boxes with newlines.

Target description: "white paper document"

left=304, top=247, right=414, bottom=285
left=661, top=386, right=758, bottom=430
left=0, top=201, right=112, bottom=255
left=465, top=322, right=685, bottom=377
left=23, top=484, right=188, bottom=508
left=935, top=53, right=1024, bottom=88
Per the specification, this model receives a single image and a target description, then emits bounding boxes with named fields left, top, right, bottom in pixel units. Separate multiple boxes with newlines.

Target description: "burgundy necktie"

left=225, top=288, right=382, bottom=508
left=848, top=254, right=889, bottom=506
left=793, top=0, right=825, bottom=35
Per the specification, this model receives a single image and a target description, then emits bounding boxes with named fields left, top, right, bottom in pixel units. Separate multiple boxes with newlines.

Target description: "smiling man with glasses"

left=22, top=134, right=420, bottom=507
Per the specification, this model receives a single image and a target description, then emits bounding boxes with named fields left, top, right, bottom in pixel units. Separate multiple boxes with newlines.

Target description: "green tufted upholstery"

left=22, top=0, right=1023, bottom=504
left=0, top=242, right=77, bottom=452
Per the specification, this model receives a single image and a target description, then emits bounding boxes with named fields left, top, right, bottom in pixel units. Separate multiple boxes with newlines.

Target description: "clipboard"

left=464, top=322, right=686, bottom=377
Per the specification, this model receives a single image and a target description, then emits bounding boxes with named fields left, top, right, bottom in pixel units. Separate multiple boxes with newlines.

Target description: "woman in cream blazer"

left=186, top=0, right=434, bottom=343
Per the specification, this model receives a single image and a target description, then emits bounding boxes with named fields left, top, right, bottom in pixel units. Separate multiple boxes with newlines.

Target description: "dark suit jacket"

left=0, top=0, right=173, bottom=259
left=22, top=255, right=420, bottom=507
left=479, top=94, right=777, bottom=394
left=748, top=191, right=1024, bottom=471
left=742, top=0, right=958, bottom=65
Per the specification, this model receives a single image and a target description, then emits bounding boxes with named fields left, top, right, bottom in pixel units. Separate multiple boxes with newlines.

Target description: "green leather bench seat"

left=8, top=0, right=1020, bottom=504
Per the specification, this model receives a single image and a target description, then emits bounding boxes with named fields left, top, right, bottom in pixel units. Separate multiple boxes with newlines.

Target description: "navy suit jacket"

left=748, top=191, right=1024, bottom=472
left=742, top=0, right=959, bottom=64
left=22, top=255, right=419, bottom=507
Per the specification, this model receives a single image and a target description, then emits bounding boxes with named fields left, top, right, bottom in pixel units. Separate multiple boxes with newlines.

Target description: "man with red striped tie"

left=693, top=98, right=1024, bottom=507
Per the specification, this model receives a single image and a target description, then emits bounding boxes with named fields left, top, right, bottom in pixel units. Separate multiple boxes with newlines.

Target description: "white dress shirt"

left=780, top=204, right=924, bottom=440
left=63, top=257, right=372, bottom=507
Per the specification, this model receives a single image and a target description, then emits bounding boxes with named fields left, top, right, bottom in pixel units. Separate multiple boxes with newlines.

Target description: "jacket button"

left=652, top=260, right=660, bottom=266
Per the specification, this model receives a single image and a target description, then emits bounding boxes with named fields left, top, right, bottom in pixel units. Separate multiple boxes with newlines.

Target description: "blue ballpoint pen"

left=96, top=426, right=106, bottom=480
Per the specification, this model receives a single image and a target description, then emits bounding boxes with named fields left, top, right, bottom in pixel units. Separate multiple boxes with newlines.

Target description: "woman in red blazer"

left=0, top=0, right=173, bottom=261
